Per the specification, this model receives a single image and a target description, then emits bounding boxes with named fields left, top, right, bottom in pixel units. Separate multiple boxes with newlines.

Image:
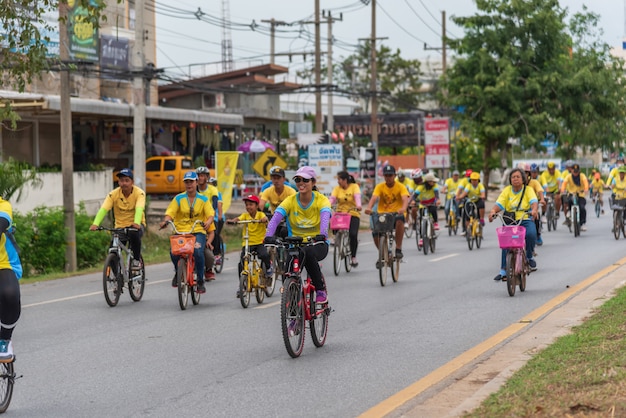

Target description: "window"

left=146, top=159, right=161, bottom=171
left=181, top=159, right=193, bottom=169
left=164, top=159, right=176, bottom=171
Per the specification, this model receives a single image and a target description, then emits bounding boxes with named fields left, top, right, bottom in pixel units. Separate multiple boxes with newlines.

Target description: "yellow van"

left=145, top=155, right=194, bottom=194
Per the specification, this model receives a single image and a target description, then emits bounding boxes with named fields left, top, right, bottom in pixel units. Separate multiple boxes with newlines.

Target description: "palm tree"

left=0, top=158, right=42, bottom=202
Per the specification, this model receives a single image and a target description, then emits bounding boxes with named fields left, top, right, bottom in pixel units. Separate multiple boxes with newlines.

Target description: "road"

left=10, top=207, right=623, bottom=417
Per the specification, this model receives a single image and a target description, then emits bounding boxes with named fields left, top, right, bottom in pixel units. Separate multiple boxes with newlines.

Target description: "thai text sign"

left=424, top=118, right=450, bottom=169
left=307, top=144, right=343, bottom=196
left=334, top=113, right=423, bottom=147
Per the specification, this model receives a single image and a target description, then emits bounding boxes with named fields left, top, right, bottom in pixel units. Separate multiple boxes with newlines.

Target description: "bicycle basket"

left=330, top=213, right=352, bottom=230
left=373, top=213, right=395, bottom=233
left=496, top=225, right=526, bottom=249
left=610, top=198, right=626, bottom=211
left=170, top=234, right=196, bottom=256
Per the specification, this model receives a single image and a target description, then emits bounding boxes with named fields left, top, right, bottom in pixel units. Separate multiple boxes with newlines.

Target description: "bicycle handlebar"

left=161, top=219, right=205, bottom=235
left=227, top=219, right=263, bottom=225
left=95, top=226, right=139, bottom=233
left=264, top=235, right=327, bottom=248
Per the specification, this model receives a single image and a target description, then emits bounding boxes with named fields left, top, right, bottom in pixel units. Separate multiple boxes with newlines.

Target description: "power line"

left=398, top=0, right=440, bottom=38
left=377, top=2, right=429, bottom=45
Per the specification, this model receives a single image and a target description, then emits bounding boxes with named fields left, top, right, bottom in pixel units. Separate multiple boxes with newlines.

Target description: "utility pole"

left=323, top=11, right=342, bottom=132
left=314, top=0, right=322, bottom=133
left=133, top=0, right=146, bottom=190
left=59, top=2, right=77, bottom=272
left=370, top=0, right=378, bottom=148
left=261, top=18, right=289, bottom=65
left=424, top=11, right=448, bottom=76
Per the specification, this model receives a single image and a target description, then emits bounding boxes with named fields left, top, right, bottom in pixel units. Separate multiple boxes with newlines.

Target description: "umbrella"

left=237, top=139, right=275, bottom=153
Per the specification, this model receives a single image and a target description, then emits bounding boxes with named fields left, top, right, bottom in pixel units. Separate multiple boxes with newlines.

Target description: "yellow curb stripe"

left=359, top=255, right=626, bottom=418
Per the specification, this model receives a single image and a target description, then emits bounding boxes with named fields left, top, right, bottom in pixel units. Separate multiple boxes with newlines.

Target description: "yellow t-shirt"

left=612, top=176, right=626, bottom=199
left=414, top=184, right=440, bottom=205
left=398, top=178, right=415, bottom=193
left=276, top=191, right=331, bottom=238
left=528, top=179, right=543, bottom=197
left=462, top=182, right=485, bottom=202
left=238, top=211, right=267, bottom=246
left=590, top=178, right=604, bottom=194
left=100, top=186, right=147, bottom=228
left=331, top=183, right=361, bottom=217
left=560, top=173, right=589, bottom=198
left=456, top=178, right=470, bottom=197
left=373, top=181, right=410, bottom=213
left=260, top=185, right=296, bottom=213
left=495, top=185, right=538, bottom=220
left=165, top=192, right=215, bottom=234
left=539, top=169, right=562, bottom=193
left=606, top=167, right=619, bottom=191
left=0, top=199, right=22, bottom=279
left=444, top=177, right=460, bottom=199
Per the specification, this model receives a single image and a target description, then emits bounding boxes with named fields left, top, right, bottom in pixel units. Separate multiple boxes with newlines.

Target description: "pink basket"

left=496, top=225, right=526, bottom=249
left=330, top=213, right=352, bottom=230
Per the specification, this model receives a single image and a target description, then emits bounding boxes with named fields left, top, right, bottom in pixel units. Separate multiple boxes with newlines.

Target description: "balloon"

left=331, top=132, right=338, bottom=142
left=339, top=132, right=345, bottom=142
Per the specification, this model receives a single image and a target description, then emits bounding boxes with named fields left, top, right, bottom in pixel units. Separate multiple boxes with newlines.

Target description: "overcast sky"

left=154, top=0, right=625, bottom=80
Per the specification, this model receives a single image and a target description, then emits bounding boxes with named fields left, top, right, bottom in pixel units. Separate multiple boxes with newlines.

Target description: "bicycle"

left=372, top=212, right=400, bottom=286
left=592, top=191, right=602, bottom=218
left=0, top=358, right=18, bottom=413
left=228, top=219, right=273, bottom=308
left=495, top=213, right=530, bottom=297
left=265, top=236, right=330, bottom=358
left=163, top=220, right=205, bottom=310
left=464, top=200, right=483, bottom=250
left=447, top=199, right=459, bottom=236
left=417, top=204, right=436, bottom=255
left=213, top=241, right=225, bottom=274
left=545, top=193, right=557, bottom=232
left=404, top=208, right=415, bottom=238
left=565, top=193, right=581, bottom=237
left=96, top=226, right=146, bottom=307
left=611, top=198, right=626, bottom=240
left=330, top=212, right=354, bottom=276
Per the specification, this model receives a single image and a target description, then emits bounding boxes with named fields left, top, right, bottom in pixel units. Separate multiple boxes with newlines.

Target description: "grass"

left=464, top=284, right=626, bottom=417
left=22, top=224, right=245, bottom=283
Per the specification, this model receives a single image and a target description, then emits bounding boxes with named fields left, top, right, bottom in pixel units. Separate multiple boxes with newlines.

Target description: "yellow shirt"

left=165, top=192, right=215, bottom=234
left=0, top=199, right=22, bottom=279
left=373, top=181, right=410, bottom=213
left=528, top=179, right=543, bottom=198
left=260, top=185, right=296, bottom=213
left=444, top=177, right=460, bottom=199
left=98, top=186, right=147, bottom=228
left=539, top=169, right=562, bottom=193
left=398, top=178, right=415, bottom=193
left=238, top=211, right=267, bottom=246
left=414, top=184, right=440, bottom=205
left=462, top=182, right=485, bottom=202
left=495, top=186, right=538, bottom=220
left=331, top=183, right=361, bottom=217
left=276, top=191, right=331, bottom=238
left=590, top=178, right=604, bottom=194
left=560, top=173, right=589, bottom=197
left=456, top=178, right=470, bottom=198
left=611, top=176, right=626, bottom=199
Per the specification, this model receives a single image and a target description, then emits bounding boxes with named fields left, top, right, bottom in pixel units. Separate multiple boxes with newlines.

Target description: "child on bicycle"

left=228, top=195, right=270, bottom=298
left=590, top=172, right=605, bottom=215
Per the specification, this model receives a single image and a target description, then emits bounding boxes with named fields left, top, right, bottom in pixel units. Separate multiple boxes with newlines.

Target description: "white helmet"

left=410, top=168, right=423, bottom=180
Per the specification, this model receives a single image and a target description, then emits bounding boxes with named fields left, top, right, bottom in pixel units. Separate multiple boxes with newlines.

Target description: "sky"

left=154, top=0, right=625, bottom=81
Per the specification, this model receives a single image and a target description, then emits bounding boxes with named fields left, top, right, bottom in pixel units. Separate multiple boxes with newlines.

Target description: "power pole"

left=314, top=0, right=322, bottom=133
left=133, top=0, right=146, bottom=190
left=323, top=11, right=343, bottom=132
left=370, top=0, right=378, bottom=148
left=59, top=2, right=77, bottom=272
left=424, top=11, right=448, bottom=76
left=261, top=18, right=289, bottom=65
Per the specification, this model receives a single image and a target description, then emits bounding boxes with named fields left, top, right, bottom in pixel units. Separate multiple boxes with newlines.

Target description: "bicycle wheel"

left=0, top=361, right=15, bottom=413
left=214, top=243, right=225, bottom=274
left=102, top=253, right=121, bottom=307
left=422, top=219, right=429, bottom=255
left=573, top=206, right=580, bottom=237
left=613, top=211, right=621, bottom=240
left=415, top=220, right=422, bottom=250
left=519, top=253, right=527, bottom=292
left=404, top=216, right=414, bottom=238
left=467, top=221, right=474, bottom=250
left=595, top=200, right=601, bottom=218
left=129, top=256, right=145, bottom=302
left=310, top=279, right=329, bottom=347
left=333, top=233, right=341, bottom=276
left=546, top=204, right=553, bottom=232
left=550, top=204, right=558, bottom=231
left=475, top=224, right=483, bottom=249
left=239, top=274, right=251, bottom=308
left=177, top=259, right=189, bottom=310
left=191, top=270, right=201, bottom=306
left=505, top=251, right=516, bottom=297
left=255, top=263, right=265, bottom=304
left=622, top=216, right=626, bottom=239
left=378, top=234, right=388, bottom=287
left=281, top=277, right=305, bottom=358
left=391, top=239, right=399, bottom=283
left=343, top=237, right=352, bottom=273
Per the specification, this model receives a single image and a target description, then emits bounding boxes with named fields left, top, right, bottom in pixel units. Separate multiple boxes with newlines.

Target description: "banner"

left=307, top=144, right=343, bottom=196
left=424, top=118, right=451, bottom=169
left=334, top=112, right=423, bottom=147
left=215, top=151, right=240, bottom=213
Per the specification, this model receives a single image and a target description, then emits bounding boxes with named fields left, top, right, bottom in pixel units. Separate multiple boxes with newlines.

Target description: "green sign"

left=68, top=2, right=99, bottom=62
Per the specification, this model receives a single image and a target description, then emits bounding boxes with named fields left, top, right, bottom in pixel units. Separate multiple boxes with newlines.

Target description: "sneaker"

left=214, top=255, right=222, bottom=266
left=351, top=257, right=358, bottom=267
left=419, top=239, right=423, bottom=247
left=479, top=219, right=485, bottom=226
left=236, top=290, right=241, bottom=298
left=316, top=290, right=328, bottom=304
left=266, top=267, right=274, bottom=278
left=434, top=222, right=440, bottom=230
left=460, top=231, right=466, bottom=236
left=395, top=249, right=403, bottom=259
left=404, top=223, right=409, bottom=229
left=536, top=237, right=543, bottom=246
left=288, top=320, right=301, bottom=337
left=205, top=271, right=216, bottom=281
left=171, top=275, right=178, bottom=288
left=375, top=260, right=382, bottom=269
left=131, top=259, right=141, bottom=271
left=555, top=213, right=560, bottom=220
left=581, top=225, right=587, bottom=231
left=493, top=274, right=505, bottom=281
left=197, top=284, right=206, bottom=294
left=528, top=258, right=537, bottom=271
left=0, top=340, right=13, bottom=362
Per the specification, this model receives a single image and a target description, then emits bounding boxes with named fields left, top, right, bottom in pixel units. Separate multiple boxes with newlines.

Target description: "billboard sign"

left=424, top=118, right=451, bottom=169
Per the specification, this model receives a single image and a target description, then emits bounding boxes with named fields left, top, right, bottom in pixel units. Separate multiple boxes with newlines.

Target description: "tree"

left=0, top=158, right=42, bottom=202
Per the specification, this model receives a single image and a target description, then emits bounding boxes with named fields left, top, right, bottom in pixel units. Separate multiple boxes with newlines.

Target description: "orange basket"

left=170, top=234, right=196, bottom=256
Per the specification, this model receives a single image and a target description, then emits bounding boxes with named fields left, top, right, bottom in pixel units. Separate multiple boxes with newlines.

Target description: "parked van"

left=145, top=155, right=194, bottom=195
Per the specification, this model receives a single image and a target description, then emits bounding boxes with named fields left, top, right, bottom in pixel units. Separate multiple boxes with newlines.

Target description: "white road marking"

left=429, top=254, right=459, bottom=262
left=254, top=301, right=281, bottom=309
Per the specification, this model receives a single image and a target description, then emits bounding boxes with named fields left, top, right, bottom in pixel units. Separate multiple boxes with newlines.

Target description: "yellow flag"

left=215, top=151, right=240, bottom=213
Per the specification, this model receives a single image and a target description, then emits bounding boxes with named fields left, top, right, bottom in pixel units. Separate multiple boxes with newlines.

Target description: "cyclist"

left=228, top=195, right=270, bottom=298
left=560, top=163, right=589, bottom=231
left=456, top=169, right=474, bottom=234
left=488, top=167, right=539, bottom=281
left=407, top=168, right=424, bottom=228
left=521, top=163, right=545, bottom=246
left=264, top=166, right=331, bottom=304
left=90, top=168, right=146, bottom=271
left=196, top=167, right=218, bottom=280
left=0, top=197, right=22, bottom=361
left=160, top=171, right=215, bottom=294
left=590, top=172, right=605, bottom=215
left=396, top=171, right=414, bottom=194
left=529, top=163, right=541, bottom=181
left=444, top=170, right=461, bottom=225
left=329, top=171, right=362, bottom=267
left=365, top=165, right=410, bottom=260
left=208, top=177, right=225, bottom=266
left=259, top=166, right=296, bottom=237
left=458, top=171, right=486, bottom=234
left=606, top=157, right=625, bottom=207
left=540, top=161, right=562, bottom=220
left=414, top=172, right=441, bottom=232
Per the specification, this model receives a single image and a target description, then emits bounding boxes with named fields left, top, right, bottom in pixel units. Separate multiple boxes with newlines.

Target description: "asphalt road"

left=9, top=205, right=624, bottom=417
